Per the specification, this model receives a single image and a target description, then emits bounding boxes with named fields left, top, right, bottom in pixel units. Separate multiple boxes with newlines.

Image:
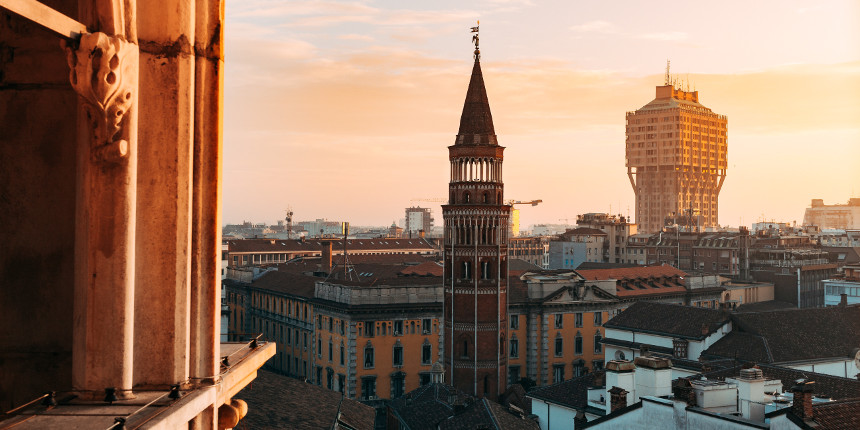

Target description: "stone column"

left=67, top=30, right=139, bottom=399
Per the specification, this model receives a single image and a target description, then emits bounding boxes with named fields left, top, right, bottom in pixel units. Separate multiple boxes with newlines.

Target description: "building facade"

left=442, top=40, right=511, bottom=400
left=626, top=80, right=728, bottom=234
left=405, top=206, right=434, bottom=236
left=509, top=236, right=550, bottom=269
left=803, top=198, right=860, bottom=230
left=577, top=213, right=638, bottom=263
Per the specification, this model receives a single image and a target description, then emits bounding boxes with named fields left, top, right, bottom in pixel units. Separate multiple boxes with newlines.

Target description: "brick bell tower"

left=442, top=24, right=510, bottom=400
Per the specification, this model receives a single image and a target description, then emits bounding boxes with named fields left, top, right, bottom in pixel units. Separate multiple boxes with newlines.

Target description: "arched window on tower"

left=464, top=192, right=471, bottom=203
left=481, top=261, right=490, bottom=280
left=461, top=338, right=469, bottom=359
left=482, top=192, right=489, bottom=203
left=462, top=260, right=471, bottom=280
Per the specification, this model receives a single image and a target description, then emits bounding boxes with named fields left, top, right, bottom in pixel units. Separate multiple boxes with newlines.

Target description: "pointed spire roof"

left=456, top=54, right=497, bottom=145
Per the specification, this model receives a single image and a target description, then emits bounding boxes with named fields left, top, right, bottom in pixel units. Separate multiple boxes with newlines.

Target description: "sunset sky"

left=222, top=0, right=860, bottom=229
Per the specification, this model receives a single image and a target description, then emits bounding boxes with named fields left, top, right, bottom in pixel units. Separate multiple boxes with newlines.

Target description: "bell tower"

left=442, top=24, right=510, bottom=400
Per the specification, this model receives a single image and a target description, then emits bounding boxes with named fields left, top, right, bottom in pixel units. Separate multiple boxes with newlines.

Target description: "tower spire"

left=457, top=21, right=495, bottom=144
left=471, top=20, right=480, bottom=61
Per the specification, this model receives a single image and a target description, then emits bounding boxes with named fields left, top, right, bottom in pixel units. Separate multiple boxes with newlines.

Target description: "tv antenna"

left=284, top=206, right=294, bottom=239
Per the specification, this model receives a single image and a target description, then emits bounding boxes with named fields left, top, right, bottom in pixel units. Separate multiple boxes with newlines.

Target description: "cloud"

left=569, top=20, right=618, bottom=34
left=339, top=33, right=375, bottom=41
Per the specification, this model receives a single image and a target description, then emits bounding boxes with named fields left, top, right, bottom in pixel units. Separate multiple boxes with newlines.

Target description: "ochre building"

left=626, top=81, right=728, bottom=234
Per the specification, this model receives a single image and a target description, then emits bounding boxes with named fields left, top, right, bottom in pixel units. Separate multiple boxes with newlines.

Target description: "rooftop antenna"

left=284, top=206, right=294, bottom=239
left=665, top=59, right=671, bottom=85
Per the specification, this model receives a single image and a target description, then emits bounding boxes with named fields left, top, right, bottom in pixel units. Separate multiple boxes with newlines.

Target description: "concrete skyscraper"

left=442, top=29, right=510, bottom=400
left=626, top=71, right=728, bottom=234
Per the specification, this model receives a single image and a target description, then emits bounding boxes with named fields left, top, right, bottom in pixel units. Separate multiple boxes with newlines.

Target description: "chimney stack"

left=419, top=229, right=425, bottom=239
left=573, top=411, right=588, bottom=429
left=840, top=293, right=848, bottom=307
left=322, top=241, right=332, bottom=273
left=790, top=379, right=815, bottom=420
left=608, top=386, right=628, bottom=413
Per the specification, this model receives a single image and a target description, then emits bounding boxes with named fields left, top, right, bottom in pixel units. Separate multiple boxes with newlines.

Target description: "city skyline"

left=222, top=0, right=860, bottom=227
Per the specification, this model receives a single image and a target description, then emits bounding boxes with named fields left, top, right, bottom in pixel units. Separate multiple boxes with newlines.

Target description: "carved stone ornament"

left=63, top=33, right=138, bottom=163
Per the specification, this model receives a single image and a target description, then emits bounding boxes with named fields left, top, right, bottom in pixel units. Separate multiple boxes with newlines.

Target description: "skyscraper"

left=626, top=73, right=728, bottom=234
left=442, top=32, right=510, bottom=400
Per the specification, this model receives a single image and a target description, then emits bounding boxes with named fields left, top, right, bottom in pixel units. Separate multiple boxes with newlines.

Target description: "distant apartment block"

left=803, top=198, right=860, bottom=230
left=225, top=237, right=436, bottom=268
left=509, top=236, right=549, bottom=268
left=626, top=81, right=727, bottom=234
left=404, top=206, right=433, bottom=237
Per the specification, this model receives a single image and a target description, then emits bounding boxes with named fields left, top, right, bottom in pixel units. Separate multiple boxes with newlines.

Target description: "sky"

left=222, top=0, right=860, bottom=229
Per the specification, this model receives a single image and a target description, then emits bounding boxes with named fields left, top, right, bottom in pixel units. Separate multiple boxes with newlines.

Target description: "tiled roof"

left=734, top=300, right=796, bottom=313
left=227, top=238, right=435, bottom=253
left=708, top=305, right=860, bottom=363
left=438, top=398, right=539, bottom=430
left=604, top=302, right=730, bottom=339
left=249, top=271, right=318, bottom=299
left=699, top=364, right=860, bottom=401
left=576, top=264, right=687, bottom=281
left=702, top=332, right=773, bottom=362
left=811, top=398, right=860, bottom=430
left=575, top=262, right=641, bottom=270
left=236, top=370, right=375, bottom=430
left=527, top=372, right=604, bottom=412
left=509, top=259, right=543, bottom=273
left=399, top=261, right=444, bottom=277
left=456, top=58, right=495, bottom=139
left=388, top=383, right=468, bottom=430
left=562, top=227, right=607, bottom=236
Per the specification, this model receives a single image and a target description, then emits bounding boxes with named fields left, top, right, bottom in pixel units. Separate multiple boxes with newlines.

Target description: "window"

left=594, top=312, right=602, bottom=326
left=574, top=313, right=583, bottom=327
left=315, top=366, right=322, bottom=386
left=509, top=366, right=520, bottom=385
left=328, top=340, right=333, bottom=361
left=555, top=337, right=563, bottom=357
left=393, top=344, right=403, bottom=367
left=419, top=373, right=431, bottom=386
left=554, top=314, right=563, bottom=329
left=337, top=374, right=345, bottom=394
left=340, top=343, right=345, bottom=365
left=361, top=377, right=377, bottom=400
left=364, top=344, right=374, bottom=368
left=317, top=338, right=322, bottom=357
left=364, top=321, right=374, bottom=337
left=481, top=261, right=489, bottom=279
left=422, top=342, right=432, bottom=365
left=553, top=365, right=565, bottom=383
left=391, top=372, right=406, bottom=398
left=592, top=360, right=604, bottom=371
left=510, top=338, right=519, bottom=358
left=594, top=332, right=602, bottom=354
left=326, top=368, right=334, bottom=390
left=328, top=317, right=333, bottom=332
left=573, top=360, right=585, bottom=377
left=510, top=315, right=519, bottom=330
left=303, top=332, right=307, bottom=349
left=461, top=339, right=469, bottom=359
left=462, top=260, right=471, bottom=279
left=394, top=320, right=403, bottom=335
left=575, top=333, right=583, bottom=355
left=422, top=319, right=431, bottom=334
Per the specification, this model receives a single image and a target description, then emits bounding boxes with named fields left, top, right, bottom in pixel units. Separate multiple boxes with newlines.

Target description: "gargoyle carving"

left=63, top=33, right=138, bottom=163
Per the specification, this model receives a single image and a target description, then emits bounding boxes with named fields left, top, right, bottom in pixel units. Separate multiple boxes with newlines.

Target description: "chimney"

left=790, top=379, right=815, bottom=420
left=840, top=293, right=848, bottom=307
left=672, top=379, right=696, bottom=406
left=639, top=345, right=650, bottom=357
left=634, top=356, right=673, bottom=399
left=573, top=411, right=588, bottom=429
left=735, top=367, right=766, bottom=421
left=418, top=229, right=425, bottom=239
left=608, top=386, right=628, bottom=413
left=604, top=360, right=636, bottom=414
left=322, top=241, right=332, bottom=273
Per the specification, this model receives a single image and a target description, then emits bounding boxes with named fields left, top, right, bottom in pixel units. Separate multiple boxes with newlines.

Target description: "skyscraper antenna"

left=665, top=59, right=670, bottom=85
left=471, top=20, right=480, bottom=60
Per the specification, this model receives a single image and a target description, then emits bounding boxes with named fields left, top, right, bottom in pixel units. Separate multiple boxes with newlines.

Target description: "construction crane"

left=507, top=199, right=542, bottom=237
left=410, top=198, right=446, bottom=204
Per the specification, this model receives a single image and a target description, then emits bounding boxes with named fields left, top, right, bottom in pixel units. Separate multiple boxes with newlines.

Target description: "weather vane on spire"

left=471, top=21, right=480, bottom=60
